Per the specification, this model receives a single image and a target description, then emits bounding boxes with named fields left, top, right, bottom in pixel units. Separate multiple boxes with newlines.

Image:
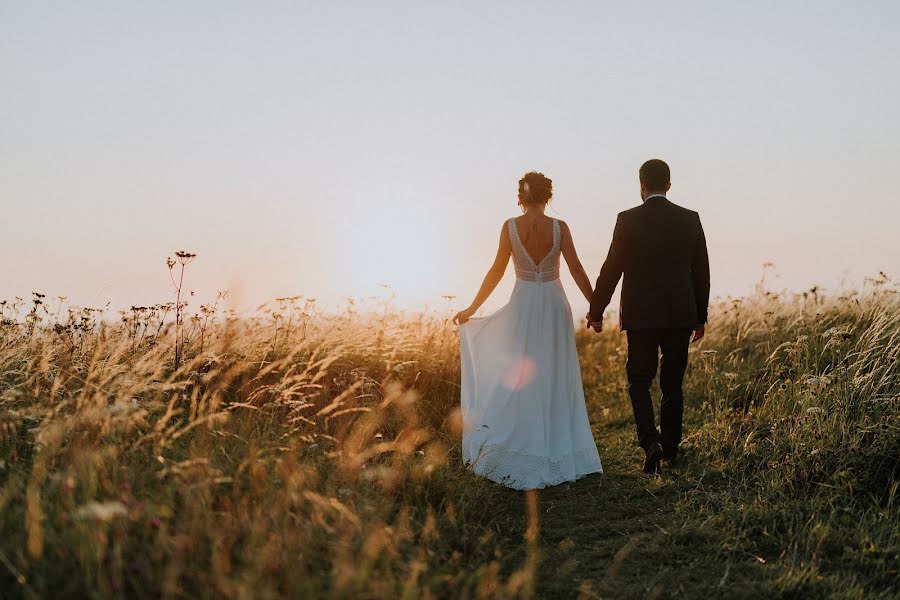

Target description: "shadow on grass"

left=479, top=449, right=776, bottom=599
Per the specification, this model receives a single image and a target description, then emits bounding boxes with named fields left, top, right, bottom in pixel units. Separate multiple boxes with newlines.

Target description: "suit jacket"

left=589, top=196, right=710, bottom=330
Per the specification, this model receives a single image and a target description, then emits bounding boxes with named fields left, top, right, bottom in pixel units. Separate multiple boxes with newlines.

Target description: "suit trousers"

left=625, top=328, right=693, bottom=452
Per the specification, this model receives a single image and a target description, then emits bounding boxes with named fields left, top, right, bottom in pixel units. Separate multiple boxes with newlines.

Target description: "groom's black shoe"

left=662, top=445, right=679, bottom=466
left=643, top=442, right=664, bottom=475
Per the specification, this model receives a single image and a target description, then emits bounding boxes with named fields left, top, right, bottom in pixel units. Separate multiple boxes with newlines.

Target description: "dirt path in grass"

left=488, top=391, right=775, bottom=600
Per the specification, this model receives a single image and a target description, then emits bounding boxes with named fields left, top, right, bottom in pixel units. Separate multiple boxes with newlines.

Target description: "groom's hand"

left=585, top=313, right=603, bottom=333
left=691, top=325, right=706, bottom=343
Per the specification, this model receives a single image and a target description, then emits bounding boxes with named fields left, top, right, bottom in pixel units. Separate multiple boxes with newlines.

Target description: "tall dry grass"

left=679, top=275, right=899, bottom=595
left=1, top=291, right=535, bottom=598
left=0, top=273, right=897, bottom=598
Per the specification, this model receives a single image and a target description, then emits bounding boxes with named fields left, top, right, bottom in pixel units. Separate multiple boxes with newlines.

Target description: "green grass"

left=0, top=283, right=897, bottom=598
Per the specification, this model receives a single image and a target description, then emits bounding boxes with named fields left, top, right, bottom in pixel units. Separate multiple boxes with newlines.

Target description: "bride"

left=453, top=172, right=603, bottom=490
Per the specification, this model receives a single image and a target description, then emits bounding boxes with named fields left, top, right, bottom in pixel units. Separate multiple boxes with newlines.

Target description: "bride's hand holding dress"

left=453, top=222, right=514, bottom=327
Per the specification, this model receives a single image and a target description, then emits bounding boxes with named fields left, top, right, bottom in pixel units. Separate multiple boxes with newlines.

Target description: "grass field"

left=0, top=277, right=897, bottom=599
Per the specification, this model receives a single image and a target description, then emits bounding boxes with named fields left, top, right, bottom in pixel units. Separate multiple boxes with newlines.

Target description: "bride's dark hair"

left=518, top=171, right=552, bottom=206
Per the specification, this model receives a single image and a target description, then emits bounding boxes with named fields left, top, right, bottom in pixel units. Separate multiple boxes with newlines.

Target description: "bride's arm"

left=560, top=221, right=594, bottom=304
left=453, top=224, right=511, bottom=325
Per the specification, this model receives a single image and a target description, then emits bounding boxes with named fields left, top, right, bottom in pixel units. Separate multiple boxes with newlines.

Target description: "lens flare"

left=502, top=356, right=536, bottom=391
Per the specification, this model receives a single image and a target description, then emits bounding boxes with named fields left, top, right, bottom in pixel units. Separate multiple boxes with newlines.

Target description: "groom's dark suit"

left=589, top=195, right=710, bottom=453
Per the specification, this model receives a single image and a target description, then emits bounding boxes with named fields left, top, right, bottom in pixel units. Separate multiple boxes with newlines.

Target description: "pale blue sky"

left=2, top=1, right=899, bottom=314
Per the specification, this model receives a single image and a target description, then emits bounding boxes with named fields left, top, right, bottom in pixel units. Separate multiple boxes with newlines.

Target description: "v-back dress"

left=459, top=217, right=603, bottom=490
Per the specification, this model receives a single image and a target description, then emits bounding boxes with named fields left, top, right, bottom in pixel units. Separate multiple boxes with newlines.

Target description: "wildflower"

left=804, top=376, right=832, bottom=387
left=73, top=501, right=128, bottom=522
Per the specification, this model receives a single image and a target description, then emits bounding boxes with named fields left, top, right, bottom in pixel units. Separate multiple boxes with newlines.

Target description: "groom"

left=587, top=159, right=710, bottom=474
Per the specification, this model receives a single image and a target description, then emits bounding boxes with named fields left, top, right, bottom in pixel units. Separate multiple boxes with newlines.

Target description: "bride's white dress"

left=459, top=217, right=603, bottom=490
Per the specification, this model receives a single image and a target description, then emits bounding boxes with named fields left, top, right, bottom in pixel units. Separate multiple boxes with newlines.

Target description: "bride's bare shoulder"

left=557, top=220, right=579, bottom=251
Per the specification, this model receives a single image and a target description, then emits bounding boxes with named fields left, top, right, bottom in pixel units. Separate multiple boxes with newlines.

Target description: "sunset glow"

left=2, top=3, right=898, bottom=314
left=3, top=3, right=898, bottom=597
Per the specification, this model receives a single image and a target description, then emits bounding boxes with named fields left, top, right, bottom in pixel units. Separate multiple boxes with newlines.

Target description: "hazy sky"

left=3, top=1, right=899, bottom=316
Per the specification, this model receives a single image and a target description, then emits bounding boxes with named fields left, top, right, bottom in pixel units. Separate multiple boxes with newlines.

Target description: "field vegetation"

left=0, top=268, right=897, bottom=598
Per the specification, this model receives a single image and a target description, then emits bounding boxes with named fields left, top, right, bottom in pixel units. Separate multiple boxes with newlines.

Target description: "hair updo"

left=518, top=171, right=553, bottom=206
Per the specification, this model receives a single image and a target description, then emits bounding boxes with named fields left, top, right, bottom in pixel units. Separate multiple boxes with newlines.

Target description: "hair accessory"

left=523, top=181, right=531, bottom=197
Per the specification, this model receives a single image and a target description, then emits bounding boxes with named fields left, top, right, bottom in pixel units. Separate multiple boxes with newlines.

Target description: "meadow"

left=0, top=269, right=897, bottom=599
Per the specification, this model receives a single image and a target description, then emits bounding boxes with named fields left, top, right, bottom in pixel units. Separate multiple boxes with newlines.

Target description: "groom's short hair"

left=639, top=159, right=670, bottom=191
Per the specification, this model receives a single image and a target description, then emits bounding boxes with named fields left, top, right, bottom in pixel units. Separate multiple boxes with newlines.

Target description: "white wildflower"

left=73, top=501, right=128, bottom=522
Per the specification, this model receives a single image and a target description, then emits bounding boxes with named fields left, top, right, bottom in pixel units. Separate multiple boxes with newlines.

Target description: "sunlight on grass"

left=0, top=272, right=897, bottom=597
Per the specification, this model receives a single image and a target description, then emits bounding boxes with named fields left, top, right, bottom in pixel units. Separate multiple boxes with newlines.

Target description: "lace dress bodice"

left=508, top=217, right=561, bottom=283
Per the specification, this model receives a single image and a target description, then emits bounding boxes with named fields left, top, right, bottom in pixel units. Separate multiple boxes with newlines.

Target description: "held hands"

left=452, top=307, right=475, bottom=326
